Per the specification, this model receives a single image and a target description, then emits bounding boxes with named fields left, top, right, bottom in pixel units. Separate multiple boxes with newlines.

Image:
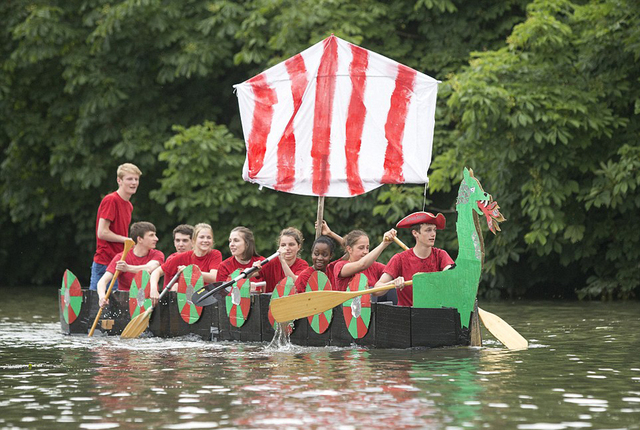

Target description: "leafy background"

left=1, top=0, right=638, bottom=300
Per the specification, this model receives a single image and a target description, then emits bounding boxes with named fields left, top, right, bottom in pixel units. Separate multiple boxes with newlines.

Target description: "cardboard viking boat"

left=59, top=36, right=519, bottom=349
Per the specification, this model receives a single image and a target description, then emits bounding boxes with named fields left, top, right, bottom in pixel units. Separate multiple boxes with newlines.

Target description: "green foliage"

left=436, top=0, right=640, bottom=299
left=1, top=0, right=531, bottom=286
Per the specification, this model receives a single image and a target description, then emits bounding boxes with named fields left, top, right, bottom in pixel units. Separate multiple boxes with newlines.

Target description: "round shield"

left=342, top=273, right=371, bottom=339
left=176, top=265, right=204, bottom=324
left=128, top=270, right=151, bottom=319
left=268, top=277, right=296, bottom=329
left=60, top=270, right=82, bottom=324
left=306, top=271, right=333, bottom=334
left=225, top=269, right=252, bottom=327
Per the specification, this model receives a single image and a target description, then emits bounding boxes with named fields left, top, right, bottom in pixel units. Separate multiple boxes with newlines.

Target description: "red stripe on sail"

left=275, top=54, right=308, bottom=191
left=247, top=74, right=278, bottom=179
left=312, top=36, right=338, bottom=196
left=381, top=64, right=417, bottom=184
left=345, top=44, right=368, bottom=196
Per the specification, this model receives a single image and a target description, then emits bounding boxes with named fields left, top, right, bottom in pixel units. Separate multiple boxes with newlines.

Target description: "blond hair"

left=193, top=223, right=214, bottom=247
left=117, top=163, right=142, bottom=179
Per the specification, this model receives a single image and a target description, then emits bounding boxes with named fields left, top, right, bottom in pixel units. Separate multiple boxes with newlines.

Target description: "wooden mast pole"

left=315, top=196, right=325, bottom=239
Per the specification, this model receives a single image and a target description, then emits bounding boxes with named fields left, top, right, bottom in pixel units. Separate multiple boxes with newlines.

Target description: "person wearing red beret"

left=374, top=211, right=454, bottom=306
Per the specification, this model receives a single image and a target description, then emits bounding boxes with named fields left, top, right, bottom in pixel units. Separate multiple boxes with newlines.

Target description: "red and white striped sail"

left=234, top=35, right=439, bottom=198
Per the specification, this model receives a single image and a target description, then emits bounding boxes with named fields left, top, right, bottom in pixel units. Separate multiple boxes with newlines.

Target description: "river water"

left=1, top=287, right=639, bottom=429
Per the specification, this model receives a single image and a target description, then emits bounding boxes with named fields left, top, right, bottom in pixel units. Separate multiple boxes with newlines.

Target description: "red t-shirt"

left=106, top=248, right=165, bottom=291
left=383, top=248, right=454, bottom=306
left=294, top=266, right=336, bottom=293
left=260, top=258, right=309, bottom=293
left=325, top=260, right=338, bottom=288
left=216, top=255, right=264, bottom=282
left=333, top=260, right=386, bottom=292
left=93, top=192, right=134, bottom=265
left=161, top=250, right=222, bottom=287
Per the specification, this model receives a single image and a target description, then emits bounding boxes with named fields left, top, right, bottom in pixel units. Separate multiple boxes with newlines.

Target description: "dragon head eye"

left=470, top=187, right=475, bottom=193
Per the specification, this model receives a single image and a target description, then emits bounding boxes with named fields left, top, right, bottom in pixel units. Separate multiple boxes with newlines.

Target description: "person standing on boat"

left=374, top=212, right=454, bottom=306
left=216, top=226, right=265, bottom=283
left=333, top=229, right=397, bottom=292
left=90, top=163, right=141, bottom=291
left=294, top=235, right=335, bottom=293
left=97, top=221, right=164, bottom=307
left=149, top=223, right=222, bottom=302
left=258, top=227, right=309, bottom=293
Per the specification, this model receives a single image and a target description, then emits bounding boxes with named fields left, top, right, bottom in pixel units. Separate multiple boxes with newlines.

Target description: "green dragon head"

left=461, top=168, right=506, bottom=234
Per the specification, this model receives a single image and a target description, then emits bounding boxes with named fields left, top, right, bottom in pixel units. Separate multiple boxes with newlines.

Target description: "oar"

left=191, top=251, right=280, bottom=307
left=270, top=280, right=413, bottom=323
left=88, top=238, right=135, bottom=337
left=391, top=236, right=528, bottom=350
left=477, top=307, right=528, bottom=350
left=120, top=268, right=183, bottom=339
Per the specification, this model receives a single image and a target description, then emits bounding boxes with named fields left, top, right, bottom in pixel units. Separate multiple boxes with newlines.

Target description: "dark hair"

left=231, top=226, right=259, bottom=261
left=411, top=223, right=436, bottom=234
left=173, top=224, right=194, bottom=239
left=130, top=221, right=156, bottom=243
left=312, top=235, right=334, bottom=256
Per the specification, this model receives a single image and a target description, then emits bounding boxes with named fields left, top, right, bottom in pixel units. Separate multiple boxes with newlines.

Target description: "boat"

left=59, top=168, right=503, bottom=349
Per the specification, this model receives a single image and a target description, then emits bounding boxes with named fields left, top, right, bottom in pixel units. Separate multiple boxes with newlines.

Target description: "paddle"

left=120, top=268, right=182, bottom=339
left=88, top=238, right=135, bottom=337
left=270, top=280, right=413, bottom=323
left=391, top=236, right=528, bottom=350
left=478, top=307, right=528, bottom=350
left=190, top=251, right=280, bottom=307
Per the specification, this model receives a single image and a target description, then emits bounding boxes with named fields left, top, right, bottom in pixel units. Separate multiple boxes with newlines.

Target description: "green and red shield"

left=60, top=270, right=82, bottom=324
left=129, top=270, right=151, bottom=319
left=176, top=265, right=205, bottom=324
left=225, top=270, right=252, bottom=327
left=342, top=273, right=371, bottom=339
left=306, top=271, right=333, bottom=334
left=268, top=277, right=296, bottom=329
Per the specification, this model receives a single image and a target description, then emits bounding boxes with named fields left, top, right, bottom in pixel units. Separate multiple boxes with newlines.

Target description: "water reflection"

left=1, top=293, right=640, bottom=429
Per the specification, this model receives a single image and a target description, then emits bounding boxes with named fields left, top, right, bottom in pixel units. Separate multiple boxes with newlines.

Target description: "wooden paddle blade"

left=120, top=307, right=152, bottom=339
left=478, top=307, right=528, bottom=350
left=270, top=290, right=356, bottom=322
left=270, top=281, right=408, bottom=323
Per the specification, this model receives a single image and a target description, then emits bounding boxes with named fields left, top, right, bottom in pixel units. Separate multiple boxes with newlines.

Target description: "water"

left=1, top=287, right=639, bottom=429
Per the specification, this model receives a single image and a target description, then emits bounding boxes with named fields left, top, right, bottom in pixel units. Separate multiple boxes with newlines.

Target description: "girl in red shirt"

left=216, top=226, right=264, bottom=282
left=150, top=223, right=221, bottom=301
left=259, top=227, right=309, bottom=293
left=333, top=228, right=397, bottom=291
left=294, top=235, right=335, bottom=293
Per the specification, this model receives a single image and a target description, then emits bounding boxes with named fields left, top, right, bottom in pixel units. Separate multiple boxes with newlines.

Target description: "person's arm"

left=374, top=272, right=405, bottom=297
left=97, top=218, right=128, bottom=243
left=318, top=220, right=344, bottom=247
left=149, top=266, right=164, bottom=305
left=278, top=254, right=298, bottom=282
left=202, top=270, right=217, bottom=284
left=115, top=259, right=161, bottom=274
left=97, top=271, right=114, bottom=307
left=339, top=229, right=397, bottom=278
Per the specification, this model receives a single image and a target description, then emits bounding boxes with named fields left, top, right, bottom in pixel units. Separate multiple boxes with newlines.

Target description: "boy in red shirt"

left=375, top=212, right=454, bottom=306
left=97, top=221, right=165, bottom=307
left=90, top=163, right=141, bottom=290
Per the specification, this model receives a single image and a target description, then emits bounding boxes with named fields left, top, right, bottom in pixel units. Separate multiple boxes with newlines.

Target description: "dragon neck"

left=455, top=187, right=485, bottom=267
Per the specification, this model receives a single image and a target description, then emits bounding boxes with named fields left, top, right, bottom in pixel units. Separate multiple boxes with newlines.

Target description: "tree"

left=435, top=0, right=640, bottom=298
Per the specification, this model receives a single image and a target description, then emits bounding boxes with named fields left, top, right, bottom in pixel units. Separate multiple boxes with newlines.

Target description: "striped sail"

left=234, top=35, right=439, bottom=198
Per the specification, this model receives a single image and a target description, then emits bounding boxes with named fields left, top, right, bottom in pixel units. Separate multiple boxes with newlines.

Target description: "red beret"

left=396, top=211, right=446, bottom=230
